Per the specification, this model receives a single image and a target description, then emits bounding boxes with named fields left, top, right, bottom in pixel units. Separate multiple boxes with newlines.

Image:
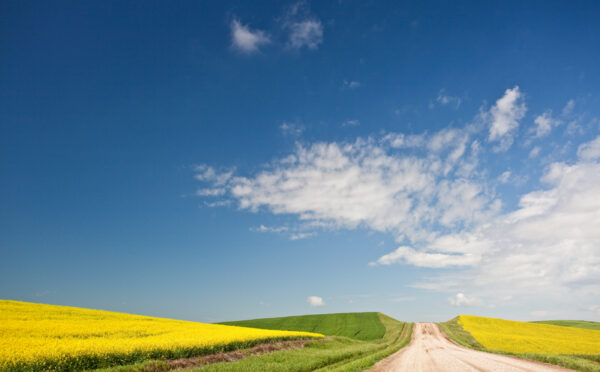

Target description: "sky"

left=1, top=1, right=600, bottom=323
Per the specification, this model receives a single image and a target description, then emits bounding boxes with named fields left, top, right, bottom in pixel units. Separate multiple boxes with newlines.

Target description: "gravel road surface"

left=370, top=322, right=573, bottom=372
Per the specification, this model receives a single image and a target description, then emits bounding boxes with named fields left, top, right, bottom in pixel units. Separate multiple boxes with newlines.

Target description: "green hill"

left=531, top=320, right=600, bottom=330
left=220, top=312, right=386, bottom=341
left=208, top=313, right=412, bottom=371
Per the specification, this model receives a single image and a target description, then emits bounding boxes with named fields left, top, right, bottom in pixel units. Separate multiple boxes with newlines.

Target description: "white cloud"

left=431, top=90, right=462, bottom=109
left=414, top=152, right=600, bottom=311
left=204, top=200, right=232, bottom=208
left=529, top=146, right=541, bottom=158
left=566, top=120, right=584, bottom=136
left=486, top=86, right=527, bottom=151
left=290, top=232, right=315, bottom=240
left=212, top=130, right=493, bottom=244
left=230, top=20, right=270, bottom=54
left=498, top=171, right=511, bottom=184
left=197, top=124, right=497, bottom=263
left=196, top=188, right=225, bottom=196
left=342, top=119, right=360, bottom=127
left=287, top=20, right=323, bottom=50
left=280, top=122, right=304, bottom=136
left=253, top=225, right=289, bottom=233
left=533, top=111, right=561, bottom=137
left=194, top=165, right=234, bottom=186
left=577, top=135, right=600, bottom=160
left=382, top=133, right=426, bottom=149
left=343, top=80, right=361, bottom=90
left=194, top=92, right=600, bottom=317
left=448, top=293, right=481, bottom=307
left=306, top=296, right=325, bottom=307
left=251, top=224, right=317, bottom=240
left=375, top=246, right=481, bottom=268
left=562, top=99, right=575, bottom=116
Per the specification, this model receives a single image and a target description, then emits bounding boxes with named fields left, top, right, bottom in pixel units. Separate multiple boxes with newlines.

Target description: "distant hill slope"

left=531, top=320, right=600, bottom=330
left=220, top=312, right=386, bottom=341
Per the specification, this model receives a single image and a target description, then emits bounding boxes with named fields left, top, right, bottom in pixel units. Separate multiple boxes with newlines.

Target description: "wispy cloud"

left=529, top=146, right=541, bottom=158
left=194, top=88, right=600, bottom=313
left=280, top=122, right=304, bottom=136
left=204, top=200, right=232, bottom=208
left=196, top=188, right=226, bottom=196
left=577, top=136, right=600, bottom=160
left=290, top=232, right=315, bottom=240
left=341, top=119, right=360, bottom=127
left=282, top=2, right=323, bottom=50
left=533, top=111, right=561, bottom=137
left=342, top=80, right=361, bottom=90
left=448, top=293, right=482, bottom=307
left=414, top=140, right=600, bottom=309
left=253, top=225, right=289, bottom=233
left=485, top=86, right=527, bottom=151
left=562, top=99, right=575, bottom=116
left=430, top=89, right=461, bottom=109
left=498, top=171, right=511, bottom=184
left=230, top=20, right=271, bottom=54
left=287, top=20, right=323, bottom=50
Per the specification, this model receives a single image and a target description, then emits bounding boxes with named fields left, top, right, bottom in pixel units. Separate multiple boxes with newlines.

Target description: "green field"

left=532, top=320, right=600, bottom=331
left=440, top=317, right=600, bottom=372
left=105, top=312, right=412, bottom=372
left=201, top=313, right=411, bottom=371
left=220, top=312, right=386, bottom=341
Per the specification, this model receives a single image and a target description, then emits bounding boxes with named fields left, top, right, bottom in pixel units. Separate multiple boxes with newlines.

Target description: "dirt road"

left=371, top=323, right=573, bottom=372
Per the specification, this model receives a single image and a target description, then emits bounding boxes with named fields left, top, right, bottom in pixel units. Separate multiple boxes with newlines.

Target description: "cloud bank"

left=195, top=87, right=600, bottom=316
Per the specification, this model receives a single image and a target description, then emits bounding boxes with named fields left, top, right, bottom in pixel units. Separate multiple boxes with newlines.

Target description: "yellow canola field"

left=0, top=300, right=323, bottom=371
left=459, top=315, right=600, bottom=355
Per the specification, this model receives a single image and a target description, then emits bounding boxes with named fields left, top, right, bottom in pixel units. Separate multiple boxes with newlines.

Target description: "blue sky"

left=1, top=1, right=600, bottom=323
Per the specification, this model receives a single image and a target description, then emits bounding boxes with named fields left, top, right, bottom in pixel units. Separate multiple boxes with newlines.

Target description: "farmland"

left=0, top=300, right=322, bottom=372
left=201, top=313, right=412, bottom=371
left=532, top=320, right=600, bottom=331
left=220, top=312, right=386, bottom=341
left=441, top=315, right=600, bottom=372
left=99, top=312, right=412, bottom=371
left=5, top=299, right=599, bottom=372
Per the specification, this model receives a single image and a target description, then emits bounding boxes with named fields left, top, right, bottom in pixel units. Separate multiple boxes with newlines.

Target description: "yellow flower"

left=0, top=300, right=323, bottom=371
left=459, top=315, right=599, bottom=355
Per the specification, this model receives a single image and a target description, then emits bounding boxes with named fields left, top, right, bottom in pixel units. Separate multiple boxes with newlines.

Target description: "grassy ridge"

left=220, top=312, right=386, bottom=341
left=440, top=316, right=600, bottom=372
left=532, top=320, right=600, bottom=331
left=201, top=312, right=412, bottom=371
